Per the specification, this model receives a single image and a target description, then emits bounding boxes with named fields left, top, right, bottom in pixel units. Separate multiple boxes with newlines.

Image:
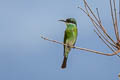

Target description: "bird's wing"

left=73, top=28, right=78, bottom=46
left=63, top=30, right=67, bottom=54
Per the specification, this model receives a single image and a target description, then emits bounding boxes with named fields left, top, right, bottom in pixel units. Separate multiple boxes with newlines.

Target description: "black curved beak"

left=58, top=20, right=66, bottom=22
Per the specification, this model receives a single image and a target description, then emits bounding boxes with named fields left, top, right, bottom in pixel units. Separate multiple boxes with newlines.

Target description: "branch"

left=110, top=0, right=119, bottom=42
left=94, top=29, right=116, bottom=52
left=83, top=0, right=116, bottom=45
left=78, top=6, right=117, bottom=49
left=40, top=35, right=120, bottom=56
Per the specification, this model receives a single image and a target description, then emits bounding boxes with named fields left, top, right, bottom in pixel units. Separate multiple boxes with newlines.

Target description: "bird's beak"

left=58, top=20, right=66, bottom=22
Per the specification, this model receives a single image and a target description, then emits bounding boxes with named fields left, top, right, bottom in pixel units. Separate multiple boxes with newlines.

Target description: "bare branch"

left=113, top=0, right=119, bottom=41
left=40, top=35, right=120, bottom=56
left=78, top=6, right=117, bottom=49
left=110, top=0, right=119, bottom=41
left=94, top=30, right=120, bottom=57
left=83, top=0, right=116, bottom=45
left=96, top=8, right=102, bottom=24
left=94, top=29, right=116, bottom=52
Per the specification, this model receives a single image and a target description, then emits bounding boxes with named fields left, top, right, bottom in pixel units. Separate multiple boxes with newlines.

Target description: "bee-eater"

left=59, top=18, right=78, bottom=69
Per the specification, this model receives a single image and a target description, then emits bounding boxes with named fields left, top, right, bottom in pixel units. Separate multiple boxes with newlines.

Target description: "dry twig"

left=41, top=0, right=120, bottom=57
left=78, top=0, right=120, bottom=56
left=40, top=35, right=120, bottom=56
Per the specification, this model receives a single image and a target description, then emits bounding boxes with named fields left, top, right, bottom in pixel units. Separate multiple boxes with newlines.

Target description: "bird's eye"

left=66, top=19, right=71, bottom=23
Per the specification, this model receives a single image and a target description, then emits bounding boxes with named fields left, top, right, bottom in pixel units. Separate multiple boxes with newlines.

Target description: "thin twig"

left=83, top=0, right=116, bottom=45
left=94, top=29, right=120, bottom=57
left=95, top=8, right=117, bottom=49
left=110, top=0, right=119, bottom=42
left=96, top=8, right=102, bottom=23
left=113, top=0, right=119, bottom=41
left=78, top=6, right=117, bottom=49
left=94, top=29, right=116, bottom=52
left=40, top=35, right=120, bottom=56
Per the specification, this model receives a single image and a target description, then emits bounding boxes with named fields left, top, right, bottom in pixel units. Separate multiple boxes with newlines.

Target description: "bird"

left=59, top=18, right=78, bottom=69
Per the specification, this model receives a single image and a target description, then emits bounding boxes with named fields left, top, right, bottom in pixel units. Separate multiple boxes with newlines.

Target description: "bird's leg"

left=67, top=44, right=76, bottom=49
left=67, top=44, right=71, bottom=48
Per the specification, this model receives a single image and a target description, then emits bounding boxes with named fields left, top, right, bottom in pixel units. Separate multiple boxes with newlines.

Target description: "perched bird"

left=59, top=18, right=78, bottom=69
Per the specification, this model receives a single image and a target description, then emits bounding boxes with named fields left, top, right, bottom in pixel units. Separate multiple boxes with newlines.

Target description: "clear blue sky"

left=0, top=0, right=120, bottom=80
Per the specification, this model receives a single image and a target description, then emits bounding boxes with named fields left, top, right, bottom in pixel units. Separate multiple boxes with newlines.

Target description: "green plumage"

left=59, top=18, right=78, bottom=69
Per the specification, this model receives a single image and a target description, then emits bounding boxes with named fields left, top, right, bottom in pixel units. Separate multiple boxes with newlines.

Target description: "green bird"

left=59, top=18, right=78, bottom=69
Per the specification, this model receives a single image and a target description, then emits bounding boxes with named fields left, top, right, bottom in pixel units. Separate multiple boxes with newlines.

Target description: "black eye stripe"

left=66, top=20, right=76, bottom=24
left=65, top=18, right=77, bottom=25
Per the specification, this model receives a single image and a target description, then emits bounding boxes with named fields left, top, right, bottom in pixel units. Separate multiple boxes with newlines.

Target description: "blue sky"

left=0, top=0, right=120, bottom=80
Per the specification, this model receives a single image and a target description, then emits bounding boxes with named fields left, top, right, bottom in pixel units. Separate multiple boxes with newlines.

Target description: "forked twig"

left=83, top=0, right=116, bottom=45
left=78, top=6, right=117, bottom=49
left=79, top=0, right=117, bottom=51
left=41, top=0, right=120, bottom=56
left=94, top=29, right=116, bottom=52
left=110, top=0, right=119, bottom=42
left=77, top=0, right=120, bottom=57
left=96, top=8, right=102, bottom=24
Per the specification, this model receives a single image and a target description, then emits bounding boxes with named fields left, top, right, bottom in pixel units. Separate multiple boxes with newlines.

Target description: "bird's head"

left=59, top=18, right=77, bottom=25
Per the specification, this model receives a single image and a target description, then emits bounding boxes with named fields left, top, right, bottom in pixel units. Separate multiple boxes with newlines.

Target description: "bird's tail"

left=61, top=56, right=67, bottom=69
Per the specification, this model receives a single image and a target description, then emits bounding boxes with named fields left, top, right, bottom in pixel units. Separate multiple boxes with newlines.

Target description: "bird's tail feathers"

left=61, top=56, right=67, bottom=69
